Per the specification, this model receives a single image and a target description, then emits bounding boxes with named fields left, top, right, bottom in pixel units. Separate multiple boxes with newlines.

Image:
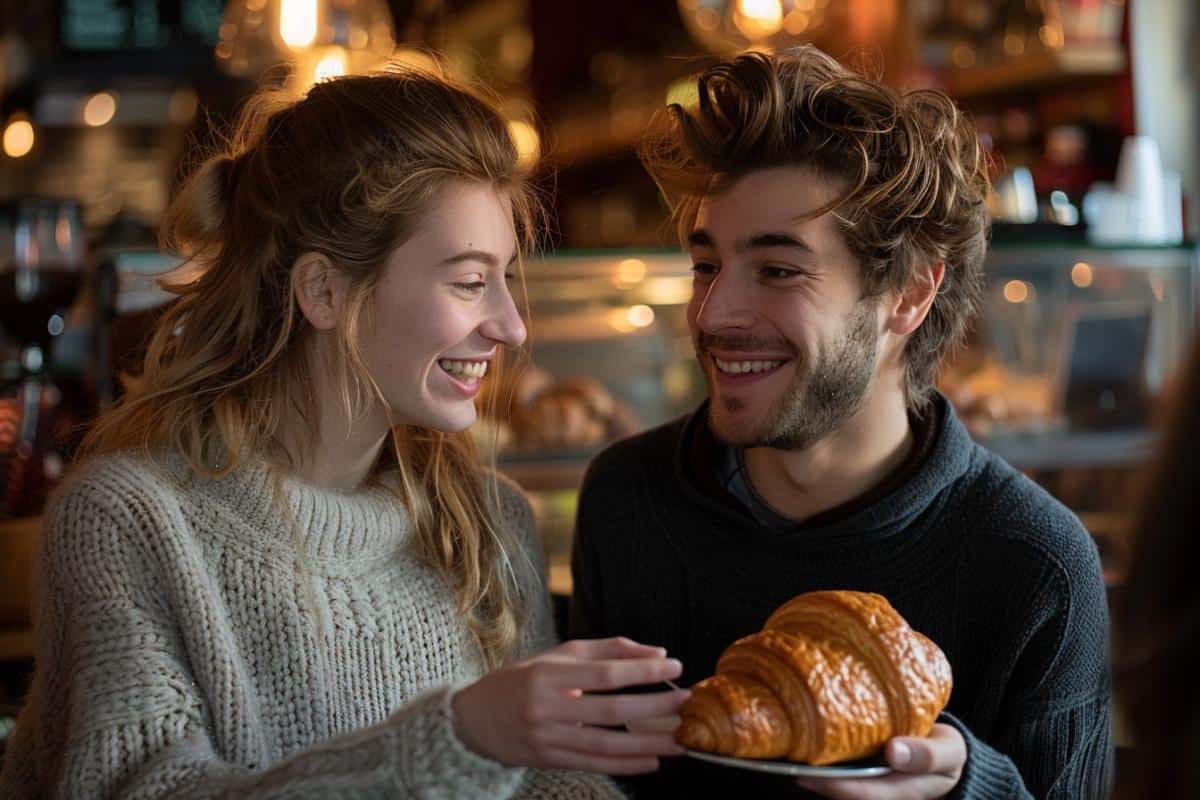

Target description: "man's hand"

left=795, top=724, right=965, bottom=800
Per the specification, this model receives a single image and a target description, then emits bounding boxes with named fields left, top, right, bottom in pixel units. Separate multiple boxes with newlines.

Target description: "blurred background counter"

left=481, top=243, right=1199, bottom=597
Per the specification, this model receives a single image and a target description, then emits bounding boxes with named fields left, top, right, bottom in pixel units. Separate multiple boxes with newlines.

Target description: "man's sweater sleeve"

left=944, top=522, right=1114, bottom=800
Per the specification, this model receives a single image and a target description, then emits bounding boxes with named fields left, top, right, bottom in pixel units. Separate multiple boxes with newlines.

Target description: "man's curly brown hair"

left=640, top=45, right=991, bottom=414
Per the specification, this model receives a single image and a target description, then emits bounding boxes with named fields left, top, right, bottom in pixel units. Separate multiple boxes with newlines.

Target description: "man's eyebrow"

left=686, top=229, right=815, bottom=255
left=438, top=250, right=519, bottom=268
left=735, top=232, right=815, bottom=254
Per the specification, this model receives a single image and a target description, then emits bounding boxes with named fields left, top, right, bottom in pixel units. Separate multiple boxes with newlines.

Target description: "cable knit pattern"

left=0, top=453, right=621, bottom=799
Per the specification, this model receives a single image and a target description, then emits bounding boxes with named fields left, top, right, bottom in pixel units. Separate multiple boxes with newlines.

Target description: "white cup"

left=1115, top=135, right=1168, bottom=243
left=1084, top=185, right=1134, bottom=244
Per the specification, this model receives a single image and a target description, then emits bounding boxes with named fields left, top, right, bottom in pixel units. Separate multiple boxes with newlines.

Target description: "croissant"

left=676, top=590, right=952, bottom=765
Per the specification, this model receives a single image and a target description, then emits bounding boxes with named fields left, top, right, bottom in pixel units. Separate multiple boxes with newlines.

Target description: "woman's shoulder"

left=484, top=468, right=533, bottom=526
left=53, top=451, right=185, bottom=516
left=42, top=451, right=190, bottom=571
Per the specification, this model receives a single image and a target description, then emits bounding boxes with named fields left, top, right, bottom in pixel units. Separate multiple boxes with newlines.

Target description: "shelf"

left=948, top=44, right=1125, bottom=99
left=498, top=452, right=594, bottom=493
left=977, top=429, right=1157, bottom=470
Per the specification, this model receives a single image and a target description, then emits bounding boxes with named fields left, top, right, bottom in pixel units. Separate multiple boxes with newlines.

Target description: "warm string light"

left=82, top=92, right=118, bottom=127
left=1003, top=280, right=1030, bottom=304
left=3, top=117, right=35, bottom=158
left=615, top=258, right=647, bottom=288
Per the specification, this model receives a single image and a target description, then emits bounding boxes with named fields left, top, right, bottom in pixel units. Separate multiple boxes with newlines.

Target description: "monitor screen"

left=1059, top=305, right=1153, bottom=430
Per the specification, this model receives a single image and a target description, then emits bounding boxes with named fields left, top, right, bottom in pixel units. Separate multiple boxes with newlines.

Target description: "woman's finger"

left=566, top=689, right=692, bottom=726
left=531, top=657, right=683, bottom=692
left=555, top=637, right=669, bottom=661
left=538, top=747, right=661, bottom=776
left=537, top=722, right=684, bottom=758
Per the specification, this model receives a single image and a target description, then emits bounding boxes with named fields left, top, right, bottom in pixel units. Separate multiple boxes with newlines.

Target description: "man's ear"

left=887, top=261, right=945, bottom=337
left=292, top=252, right=348, bottom=331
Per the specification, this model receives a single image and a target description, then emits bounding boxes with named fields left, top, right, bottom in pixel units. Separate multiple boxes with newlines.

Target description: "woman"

left=1113, top=325, right=1200, bottom=798
left=0, top=66, right=688, bottom=798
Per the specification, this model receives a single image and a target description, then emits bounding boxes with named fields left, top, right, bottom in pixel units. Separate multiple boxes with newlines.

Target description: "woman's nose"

left=481, top=282, right=527, bottom=347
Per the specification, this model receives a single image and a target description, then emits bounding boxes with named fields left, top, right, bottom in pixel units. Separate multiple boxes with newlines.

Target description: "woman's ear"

left=887, top=261, right=946, bottom=336
left=293, top=252, right=348, bottom=331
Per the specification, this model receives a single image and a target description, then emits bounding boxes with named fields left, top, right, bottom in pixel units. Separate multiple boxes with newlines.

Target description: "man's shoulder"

left=957, top=443, right=1101, bottom=588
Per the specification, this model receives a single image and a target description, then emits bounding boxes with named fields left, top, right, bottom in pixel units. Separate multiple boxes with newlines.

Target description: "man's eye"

left=761, top=265, right=802, bottom=280
left=452, top=281, right=487, bottom=294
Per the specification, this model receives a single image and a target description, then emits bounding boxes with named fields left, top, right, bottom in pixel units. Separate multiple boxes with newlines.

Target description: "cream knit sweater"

left=0, top=453, right=623, bottom=799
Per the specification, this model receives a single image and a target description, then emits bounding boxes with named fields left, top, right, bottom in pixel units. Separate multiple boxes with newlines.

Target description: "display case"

left=497, top=244, right=1200, bottom=595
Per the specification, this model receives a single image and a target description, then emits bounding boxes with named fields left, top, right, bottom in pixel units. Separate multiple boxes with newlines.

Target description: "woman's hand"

left=794, top=724, right=966, bottom=799
left=451, top=637, right=691, bottom=774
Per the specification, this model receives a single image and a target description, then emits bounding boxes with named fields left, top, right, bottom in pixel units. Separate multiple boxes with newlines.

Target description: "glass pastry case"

left=492, top=244, right=1200, bottom=596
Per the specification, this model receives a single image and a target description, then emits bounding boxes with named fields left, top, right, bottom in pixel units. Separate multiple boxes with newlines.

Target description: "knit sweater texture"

left=0, top=453, right=621, bottom=799
left=570, top=395, right=1113, bottom=799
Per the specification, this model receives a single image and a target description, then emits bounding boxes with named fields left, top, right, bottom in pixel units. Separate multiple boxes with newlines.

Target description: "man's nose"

left=695, top=270, right=755, bottom=332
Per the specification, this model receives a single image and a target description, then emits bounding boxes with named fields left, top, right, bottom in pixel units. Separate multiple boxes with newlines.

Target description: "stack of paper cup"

left=1114, top=136, right=1170, bottom=243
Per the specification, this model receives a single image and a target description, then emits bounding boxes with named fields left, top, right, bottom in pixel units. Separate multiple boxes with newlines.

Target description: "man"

left=569, top=47, right=1112, bottom=799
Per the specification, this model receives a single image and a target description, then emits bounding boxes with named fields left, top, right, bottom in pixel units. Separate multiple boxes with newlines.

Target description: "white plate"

left=625, top=716, right=891, bottom=778
left=682, top=749, right=891, bottom=778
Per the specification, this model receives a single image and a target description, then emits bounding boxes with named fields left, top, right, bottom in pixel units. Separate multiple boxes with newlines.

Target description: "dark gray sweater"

left=569, top=395, right=1113, bottom=799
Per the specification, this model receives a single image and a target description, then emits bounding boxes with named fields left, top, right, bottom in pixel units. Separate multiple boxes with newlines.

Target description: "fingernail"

left=666, top=658, right=682, bottom=672
left=891, top=741, right=911, bottom=767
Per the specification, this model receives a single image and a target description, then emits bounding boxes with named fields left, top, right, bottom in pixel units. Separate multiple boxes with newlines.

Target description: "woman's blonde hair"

left=79, top=64, right=544, bottom=667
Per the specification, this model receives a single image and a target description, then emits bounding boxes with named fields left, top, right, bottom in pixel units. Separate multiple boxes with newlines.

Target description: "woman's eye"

left=452, top=281, right=487, bottom=295
left=691, top=262, right=718, bottom=278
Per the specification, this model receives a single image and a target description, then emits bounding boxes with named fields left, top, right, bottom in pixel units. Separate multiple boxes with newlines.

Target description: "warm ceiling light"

left=627, top=304, right=656, bottom=328
left=313, top=48, right=347, bottom=82
left=1070, top=262, right=1094, bottom=288
left=735, top=0, right=784, bottom=37
left=616, top=258, right=647, bottom=286
left=279, top=0, right=318, bottom=48
left=82, top=92, right=118, bottom=127
left=3, top=118, right=34, bottom=158
left=508, top=120, right=540, bottom=168
left=1003, top=280, right=1030, bottom=304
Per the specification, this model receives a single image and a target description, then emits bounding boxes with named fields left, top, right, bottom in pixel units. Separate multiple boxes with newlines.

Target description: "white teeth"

left=438, top=359, right=489, bottom=380
left=713, top=357, right=784, bottom=375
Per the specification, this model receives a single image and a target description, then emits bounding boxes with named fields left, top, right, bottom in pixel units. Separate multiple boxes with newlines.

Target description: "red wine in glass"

left=0, top=266, right=85, bottom=348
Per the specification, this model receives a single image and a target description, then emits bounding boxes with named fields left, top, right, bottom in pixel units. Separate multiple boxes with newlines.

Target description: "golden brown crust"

left=676, top=590, right=953, bottom=764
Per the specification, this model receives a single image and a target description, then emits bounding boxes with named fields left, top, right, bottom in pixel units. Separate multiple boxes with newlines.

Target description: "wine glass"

left=0, top=198, right=86, bottom=517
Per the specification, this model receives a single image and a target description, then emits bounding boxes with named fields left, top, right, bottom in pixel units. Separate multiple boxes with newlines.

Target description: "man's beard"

left=699, top=300, right=879, bottom=451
